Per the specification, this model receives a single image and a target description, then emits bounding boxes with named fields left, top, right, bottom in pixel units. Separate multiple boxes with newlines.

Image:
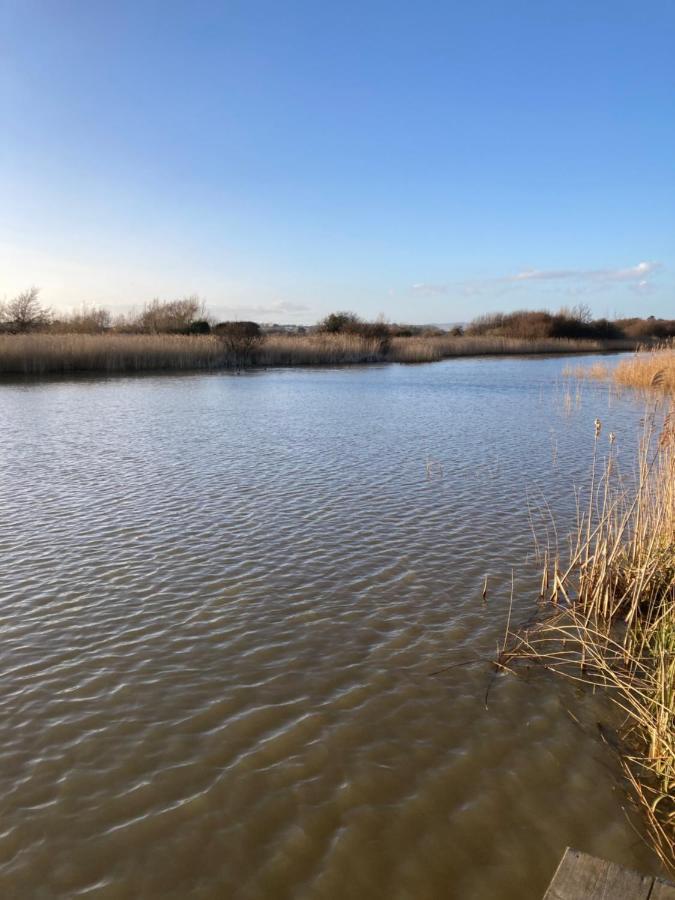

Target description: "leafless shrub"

left=133, top=295, right=208, bottom=333
left=54, top=303, right=112, bottom=333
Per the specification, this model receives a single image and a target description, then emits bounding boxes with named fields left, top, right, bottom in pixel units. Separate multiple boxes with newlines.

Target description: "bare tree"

left=57, top=303, right=112, bottom=333
left=135, top=295, right=208, bottom=333
left=2, top=288, right=51, bottom=332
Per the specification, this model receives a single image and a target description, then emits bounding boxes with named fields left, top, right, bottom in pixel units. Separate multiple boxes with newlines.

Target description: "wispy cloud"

left=411, top=283, right=450, bottom=296
left=508, top=261, right=662, bottom=283
left=411, top=261, right=663, bottom=298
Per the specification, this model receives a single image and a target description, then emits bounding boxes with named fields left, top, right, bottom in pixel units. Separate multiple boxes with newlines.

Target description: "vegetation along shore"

left=1, top=289, right=673, bottom=375
left=505, top=344, right=675, bottom=873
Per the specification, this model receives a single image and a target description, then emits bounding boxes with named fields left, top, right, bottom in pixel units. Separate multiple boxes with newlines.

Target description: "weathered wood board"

left=543, top=847, right=675, bottom=900
left=650, top=880, right=675, bottom=900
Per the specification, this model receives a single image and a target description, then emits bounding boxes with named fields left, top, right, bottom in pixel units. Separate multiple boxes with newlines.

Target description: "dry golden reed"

left=568, top=344, right=675, bottom=395
left=0, top=331, right=636, bottom=375
left=614, top=345, right=675, bottom=394
left=388, top=334, right=634, bottom=363
left=0, top=333, right=224, bottom=375
left=259, top=332, right=384, bottom=366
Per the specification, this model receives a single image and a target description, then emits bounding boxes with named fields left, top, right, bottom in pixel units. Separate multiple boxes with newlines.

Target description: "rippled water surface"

left=0, top=356, right=661, bottom=898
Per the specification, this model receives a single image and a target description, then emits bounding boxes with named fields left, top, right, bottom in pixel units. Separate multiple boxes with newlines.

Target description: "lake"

left=0, top=355, right=658, bottom=899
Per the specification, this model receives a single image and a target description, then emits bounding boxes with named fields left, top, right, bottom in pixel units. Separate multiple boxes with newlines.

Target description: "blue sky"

left=1, top=0, right=673, bottom=323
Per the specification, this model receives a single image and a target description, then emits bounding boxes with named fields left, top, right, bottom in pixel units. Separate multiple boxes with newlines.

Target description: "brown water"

left=0, top=357, right=660, bottom=899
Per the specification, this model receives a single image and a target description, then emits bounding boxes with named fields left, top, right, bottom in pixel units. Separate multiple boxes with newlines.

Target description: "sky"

left=1, top=0, right=674, bottom=324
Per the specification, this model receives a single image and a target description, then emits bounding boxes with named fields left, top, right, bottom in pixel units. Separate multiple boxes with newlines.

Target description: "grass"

left=0, top=331, right=638, bottom=375
left=505, top=348, right=675, bottom=873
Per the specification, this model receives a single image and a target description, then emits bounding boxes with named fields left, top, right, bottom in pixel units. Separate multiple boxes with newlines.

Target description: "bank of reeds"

left=389, top=334, right=634, bottom=362
left=566, top=344, right=675, bottom=395
left=0, top=332, right=637, bottom=376
left=259, top=332, right=384, bottom=366
left=613, top=346, right=675, bottom=394
left=0, top=333, right=224, bottom=375
left=506, top=350, right=675, bottom=872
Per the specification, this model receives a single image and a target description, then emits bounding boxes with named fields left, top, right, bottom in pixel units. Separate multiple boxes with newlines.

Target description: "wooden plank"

left=650, top=879, right=675, bottom=900
left=543, top=847, right=653, bottom=900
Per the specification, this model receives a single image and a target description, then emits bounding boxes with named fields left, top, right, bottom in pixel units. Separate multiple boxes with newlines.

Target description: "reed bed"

left=0, top=331, right=638, bottom=375
left=260, top=332, right=384, bottom=366
left=505, top=359, right=675, bottom=870
left=614, top=346, right=675, bottom=393
left=262, top=334, right=624, bottom=366
left=566, top=345, right=675, bottom=395
left=0, top=333, right=224, bottom=375
left=389, top=334, right=634, bottom=362
left=388, top=336, right=444, bottom=362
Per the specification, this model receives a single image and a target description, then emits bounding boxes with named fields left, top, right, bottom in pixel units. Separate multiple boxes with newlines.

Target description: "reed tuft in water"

left=566, top=344, right=675, bottom=395
left=506, top=348, right=675, bottom=872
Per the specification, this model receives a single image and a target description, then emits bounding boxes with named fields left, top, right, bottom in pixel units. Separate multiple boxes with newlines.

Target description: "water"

left=0, top=356, right=659, bottom=898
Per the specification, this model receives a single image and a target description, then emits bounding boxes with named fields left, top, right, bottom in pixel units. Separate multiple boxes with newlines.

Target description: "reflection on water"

left=0, top=356, right=659, bottom=898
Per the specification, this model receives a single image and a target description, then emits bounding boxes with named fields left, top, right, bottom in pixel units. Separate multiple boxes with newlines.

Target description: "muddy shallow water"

left=0, top=356, right=660, bottom=898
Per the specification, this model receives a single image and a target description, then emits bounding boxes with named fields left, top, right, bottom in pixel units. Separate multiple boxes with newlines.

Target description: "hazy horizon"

left=2, top=2, right=673, bottom=323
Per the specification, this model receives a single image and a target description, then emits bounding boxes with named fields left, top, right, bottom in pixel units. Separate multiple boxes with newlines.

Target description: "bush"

left=352, top=320, right=390, bottom=352
left=317, top=311, right=361, bottom=333
left=616, top=317, right=675, bottom=340
left=214, top=321, right=264, bottom=365
left=316, top=312, right=390, bottom=352
left=388, top=323, right=424, bottom=337
left=467, top=308, right=626, bottom=341
left=549, top=314, right=623, bottom=340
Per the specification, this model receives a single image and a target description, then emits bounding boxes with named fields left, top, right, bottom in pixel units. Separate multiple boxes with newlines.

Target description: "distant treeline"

left=463, top=307, right=675, bottom=341
left=313, top=307, right=674, bottom=342
left=1, top=289, right=673, bottom=343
